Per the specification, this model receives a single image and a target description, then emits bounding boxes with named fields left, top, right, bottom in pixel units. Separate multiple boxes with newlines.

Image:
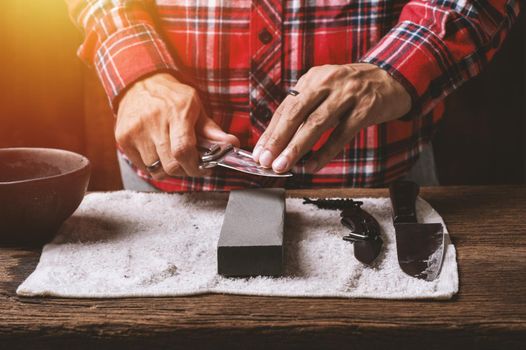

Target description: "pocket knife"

left=198, top=139, right=293, bottom=178
left=303, top=198, right=383, bottom=265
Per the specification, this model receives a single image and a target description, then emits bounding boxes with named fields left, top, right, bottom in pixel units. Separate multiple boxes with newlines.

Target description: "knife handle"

left=389, top=180, right=419, bottom=224
left=197, top=138, right=233, bottom=162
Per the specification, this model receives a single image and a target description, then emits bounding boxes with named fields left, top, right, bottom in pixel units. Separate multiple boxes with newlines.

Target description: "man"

left=66, top=0, right=520, bottom=191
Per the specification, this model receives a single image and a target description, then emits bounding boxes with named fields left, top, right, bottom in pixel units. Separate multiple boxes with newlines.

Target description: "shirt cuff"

left=360, top=21, right=454, bottom=120
left=92, top=23, right=178, bottom=112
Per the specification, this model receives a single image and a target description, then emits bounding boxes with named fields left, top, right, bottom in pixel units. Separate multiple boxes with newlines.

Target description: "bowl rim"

left=0, top=147, right=91, bottom=185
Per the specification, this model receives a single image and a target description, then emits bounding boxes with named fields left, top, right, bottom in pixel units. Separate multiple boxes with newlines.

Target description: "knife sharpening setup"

left=194, top=140, right=446, bottom=280
left=135, top=139, right=445, bottom=281
left=215, top=180, right=444, bottom=281
left=17, top=188, right=457, bottom=298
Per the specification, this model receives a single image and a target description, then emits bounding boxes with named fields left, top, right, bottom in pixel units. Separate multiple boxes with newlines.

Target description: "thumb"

left=196, top=113, right=240, bottom=147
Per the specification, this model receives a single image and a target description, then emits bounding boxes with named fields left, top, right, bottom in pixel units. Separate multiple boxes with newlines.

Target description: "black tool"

left=303, top=198, right=383, bottom=265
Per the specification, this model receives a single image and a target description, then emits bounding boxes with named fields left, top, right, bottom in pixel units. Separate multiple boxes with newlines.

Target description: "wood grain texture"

left=0, top=186, right=525, bottom=349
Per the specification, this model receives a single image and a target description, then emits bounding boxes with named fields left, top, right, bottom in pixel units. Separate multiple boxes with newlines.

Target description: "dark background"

left=0, top=1, right=524, bottom=190
left=433, top=12, right=526, bottom=185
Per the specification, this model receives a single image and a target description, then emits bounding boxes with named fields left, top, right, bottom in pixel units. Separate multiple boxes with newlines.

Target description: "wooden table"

left=1, top=186, right=525, bottom=349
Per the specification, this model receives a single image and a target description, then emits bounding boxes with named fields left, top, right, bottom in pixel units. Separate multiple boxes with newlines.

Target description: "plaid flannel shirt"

left=66, top=0, right=520, bottom=191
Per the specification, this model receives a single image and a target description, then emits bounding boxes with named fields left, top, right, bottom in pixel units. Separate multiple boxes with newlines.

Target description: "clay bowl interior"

left=0, top=148, right=90, bottom=246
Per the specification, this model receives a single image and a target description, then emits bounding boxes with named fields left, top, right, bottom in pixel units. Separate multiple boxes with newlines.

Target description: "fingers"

left=271, top=95, right=352, bottom=173
left=196, top=114, right=240, bottom=147
left=271, top=107, right=334, bottom=173
left=154, top=136, right=186, bottom=179
left=305, top=109, right=366, bottom=173
left=252, top=101, right=285, bottom=162
left=133, top=139, right=170, bottom=180
left=116, top=124, right=164, bottom=178
left=116, top=74, right=243, bottom=179
left=122, top=132, right=205, bottom=180
left=254, top=89, right=329, bottom=169
left=117, top=117, right=203, bottom=179
left=123, top=146, right=150, bottom=176
left=115, top=74, right=220, bottom=179
left=169, top=122, right=203, bottom=177
left=130, top=115, right=229, bottom=179
left=252, top=64, right=409, bottom=174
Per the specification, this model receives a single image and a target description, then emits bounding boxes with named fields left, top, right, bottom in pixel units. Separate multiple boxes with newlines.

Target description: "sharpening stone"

left=217, top=188, right=285, bottom=277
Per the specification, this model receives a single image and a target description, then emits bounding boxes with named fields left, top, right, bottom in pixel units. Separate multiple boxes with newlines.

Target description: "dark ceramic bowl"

left=0, top=148, right=90, bottom=246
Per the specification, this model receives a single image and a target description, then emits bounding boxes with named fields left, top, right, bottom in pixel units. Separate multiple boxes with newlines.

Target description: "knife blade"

left=198, top=139, right=293, bottom=178
left=389, top=180, right=445, bottom=281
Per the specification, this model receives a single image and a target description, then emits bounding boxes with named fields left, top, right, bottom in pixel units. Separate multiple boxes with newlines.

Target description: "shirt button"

left=258, top=28, right=273, bottom=44
left=254, top=104, right=272, bottom=121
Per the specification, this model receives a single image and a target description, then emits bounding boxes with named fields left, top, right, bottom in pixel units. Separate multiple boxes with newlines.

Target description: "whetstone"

left=217, top=188, right=285, bottom=277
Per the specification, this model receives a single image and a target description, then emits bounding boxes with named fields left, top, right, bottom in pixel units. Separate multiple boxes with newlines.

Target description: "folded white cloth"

left=17, top=191, right=458, bottom=299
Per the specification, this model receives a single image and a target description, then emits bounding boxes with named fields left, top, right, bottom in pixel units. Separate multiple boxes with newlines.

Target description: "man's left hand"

left=252, top=63, right=412, bottom=173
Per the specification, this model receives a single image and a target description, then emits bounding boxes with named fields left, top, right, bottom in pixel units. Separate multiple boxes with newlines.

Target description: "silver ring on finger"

left=287, top=88, right=300, bottom=96
left=146, top=160, right=162, bottom=173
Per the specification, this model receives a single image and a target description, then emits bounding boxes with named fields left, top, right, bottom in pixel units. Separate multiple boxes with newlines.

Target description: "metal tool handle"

left=389, top=180, right=420, bottom=224
left=197, top=139, right=233, bottom=168
left=340, top=206, right=380, bottom=241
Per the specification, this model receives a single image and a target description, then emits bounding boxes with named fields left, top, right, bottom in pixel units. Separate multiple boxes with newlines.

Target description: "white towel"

left=17, top=191, right=458, bottom=299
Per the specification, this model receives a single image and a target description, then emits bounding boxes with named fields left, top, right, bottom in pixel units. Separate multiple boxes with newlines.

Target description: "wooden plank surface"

left=0, top=186, right=525, bottom=349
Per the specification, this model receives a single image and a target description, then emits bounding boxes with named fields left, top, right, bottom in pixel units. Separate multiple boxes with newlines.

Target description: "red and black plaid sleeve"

left=361, top=0, right=521, bottom=119
left=65, top=0, right=179, bottom=111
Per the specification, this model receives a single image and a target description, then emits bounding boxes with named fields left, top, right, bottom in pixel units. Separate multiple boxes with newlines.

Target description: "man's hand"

left=252, top=63, right=411, bottom=173
left=115, top=73, right=239, bottom=179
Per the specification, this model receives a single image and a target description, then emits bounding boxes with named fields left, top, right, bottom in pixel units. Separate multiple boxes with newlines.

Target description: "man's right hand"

left=115, top=73, right=239, bottom=179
